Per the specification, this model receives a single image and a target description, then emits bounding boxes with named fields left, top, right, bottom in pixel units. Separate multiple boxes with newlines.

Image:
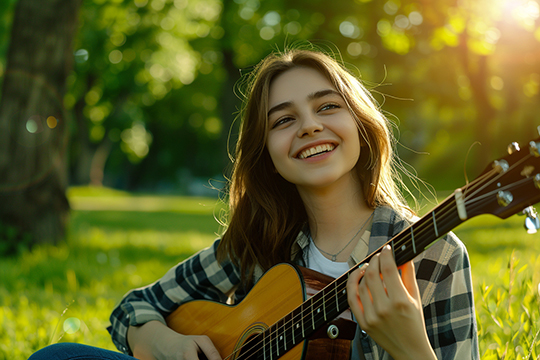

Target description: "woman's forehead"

left=268, top=67, right=337, bottom=108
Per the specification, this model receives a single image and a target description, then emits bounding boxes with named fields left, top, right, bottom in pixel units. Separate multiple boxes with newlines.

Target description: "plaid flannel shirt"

left=108, top=206, right=479, bottom=359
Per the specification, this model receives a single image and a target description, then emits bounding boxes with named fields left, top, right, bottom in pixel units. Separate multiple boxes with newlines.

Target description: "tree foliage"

left=2, top=0, right=540, bottom=194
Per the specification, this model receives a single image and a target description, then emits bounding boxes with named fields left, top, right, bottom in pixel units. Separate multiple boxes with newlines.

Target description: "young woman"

left=31, top=48, right=479, bottom=360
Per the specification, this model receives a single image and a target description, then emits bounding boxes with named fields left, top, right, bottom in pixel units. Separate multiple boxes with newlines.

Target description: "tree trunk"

left=0, top=0, right=82, bottom=249
left=458, top=32, right=497, bottom=169
left=216, top=0, right=242, bottom=178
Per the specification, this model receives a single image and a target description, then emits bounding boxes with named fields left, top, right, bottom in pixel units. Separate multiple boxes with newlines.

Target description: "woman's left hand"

left=346, top=245, right=437, bottom=360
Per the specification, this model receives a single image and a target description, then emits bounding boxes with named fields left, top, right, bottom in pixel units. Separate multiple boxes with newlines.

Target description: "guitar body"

left=166, top=263, right=355, bottom=360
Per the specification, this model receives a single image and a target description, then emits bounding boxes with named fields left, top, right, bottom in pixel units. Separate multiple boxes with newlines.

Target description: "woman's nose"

left=297, top=113, right=323, bottom=138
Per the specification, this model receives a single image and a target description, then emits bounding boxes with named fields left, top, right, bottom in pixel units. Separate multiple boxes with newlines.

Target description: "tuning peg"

left=523, top=206, right=540, bottom=234
left=531, top=141, right=540, bottom=157
left=493, top=160, right=509, bottom=173
left=497, top=190, right=513, bottom=207
left=508, top=142, right=520, bottom=154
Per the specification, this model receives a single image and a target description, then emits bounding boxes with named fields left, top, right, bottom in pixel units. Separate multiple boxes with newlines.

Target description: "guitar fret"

left=410, top=227, right=417, bottom=254
left=279, top=318, right=285, bottom=357
left=269, top=328, right=273, bottom=360
left=291, top=312, right=295, bottom=346
left=263, top=331, right=267, bottom=360
left=432, top=211, right=439, bottom=237
left=301, top=303, right=305, bottom=338
left=322, top=291, right=327, bottom=322
left=292, top=307, right=302, bottom=345
left=310, top=299, right=315, bottom=330
left=283, top=315, right=288, bottom=351
left=276, top=330, right=279, bottom=357
left=335, top=281, right=339, bottom=313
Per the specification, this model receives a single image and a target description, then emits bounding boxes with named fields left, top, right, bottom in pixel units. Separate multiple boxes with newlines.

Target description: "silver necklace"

left=311, top=212, right=373, bottom=262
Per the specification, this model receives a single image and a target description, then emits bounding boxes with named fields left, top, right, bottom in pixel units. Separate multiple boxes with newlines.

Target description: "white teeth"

left=298, top=144, right=335, bottom=159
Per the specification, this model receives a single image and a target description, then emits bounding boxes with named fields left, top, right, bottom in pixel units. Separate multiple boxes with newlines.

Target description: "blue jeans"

left=28, top=343, right=135, bottom=360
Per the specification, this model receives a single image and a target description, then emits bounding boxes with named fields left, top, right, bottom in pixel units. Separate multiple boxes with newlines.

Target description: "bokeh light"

left=46, top=116, right=58, bottom=129
left=121, top=122, right=153, bottom=161
left=25, top=115, right=47, bottom=134
left=26, top=118, right=38, bottom=134
left=74, top=49, right=89, bottom=63
left=109, top=50, right=123, bottom=64
left=63, top=317, right=81, bottom=334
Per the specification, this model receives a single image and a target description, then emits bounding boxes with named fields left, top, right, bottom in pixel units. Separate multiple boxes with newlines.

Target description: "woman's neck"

left=298, top=175, right=373, bottom=259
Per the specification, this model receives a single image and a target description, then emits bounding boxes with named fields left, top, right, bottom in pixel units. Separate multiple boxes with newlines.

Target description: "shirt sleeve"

left=353, top=234, right=480, bottom=360
left=107, top=239, right=242, bottom=355
left=417, top=232, right=480, bottom=360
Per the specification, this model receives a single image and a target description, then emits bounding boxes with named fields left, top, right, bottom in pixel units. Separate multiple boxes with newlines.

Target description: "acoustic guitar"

left=167, top=133, right=540, bottom=360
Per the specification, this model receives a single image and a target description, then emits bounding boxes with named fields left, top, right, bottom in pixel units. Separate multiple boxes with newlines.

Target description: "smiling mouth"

left=297, top=144, right=336, bottom=159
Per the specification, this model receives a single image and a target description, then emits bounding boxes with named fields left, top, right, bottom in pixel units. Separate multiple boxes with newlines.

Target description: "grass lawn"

left=1, top=186, right=538, bottom=359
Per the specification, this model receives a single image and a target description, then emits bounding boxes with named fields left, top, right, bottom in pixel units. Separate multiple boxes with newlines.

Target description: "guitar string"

left=223, top=182, right=484, bottom=360
left=223, top=164, right=524, bottom=360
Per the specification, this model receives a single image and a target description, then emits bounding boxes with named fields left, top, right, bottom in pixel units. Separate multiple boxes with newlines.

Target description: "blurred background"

left=1, top=0, right=539, bottom=246
left=0, top=1, right=539, bottom=358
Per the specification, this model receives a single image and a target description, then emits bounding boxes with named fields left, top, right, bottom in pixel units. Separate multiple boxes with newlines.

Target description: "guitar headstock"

left=463, top=131, right=540, bottom=225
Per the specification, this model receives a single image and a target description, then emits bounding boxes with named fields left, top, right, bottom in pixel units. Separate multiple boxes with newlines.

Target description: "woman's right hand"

left=127, top=320, right=222, bottom=360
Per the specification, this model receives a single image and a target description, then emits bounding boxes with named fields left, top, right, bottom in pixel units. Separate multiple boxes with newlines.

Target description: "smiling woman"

left=29, top=47, right=480, bottom=360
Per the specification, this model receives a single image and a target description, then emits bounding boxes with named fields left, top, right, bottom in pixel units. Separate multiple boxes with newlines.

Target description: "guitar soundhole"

left=236, top=333, right=264, bottom=360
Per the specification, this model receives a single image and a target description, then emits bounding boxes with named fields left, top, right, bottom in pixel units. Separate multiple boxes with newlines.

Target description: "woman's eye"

left=272, top=116, right=294, bottom=129
left=319, top=103, right=340, bottom=112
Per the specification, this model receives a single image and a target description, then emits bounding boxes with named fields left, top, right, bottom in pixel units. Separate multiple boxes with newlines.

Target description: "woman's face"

left=266, top=66, right=361, bottom=192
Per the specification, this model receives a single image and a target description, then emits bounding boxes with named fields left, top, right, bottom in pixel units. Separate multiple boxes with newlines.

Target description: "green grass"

left=1, top=186, right=539, bottom=359
left=453, top=215, right=540, bottom=359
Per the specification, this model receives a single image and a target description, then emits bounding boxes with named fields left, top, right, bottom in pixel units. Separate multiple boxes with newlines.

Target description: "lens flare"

left=63, top=317, right=81, bottom=334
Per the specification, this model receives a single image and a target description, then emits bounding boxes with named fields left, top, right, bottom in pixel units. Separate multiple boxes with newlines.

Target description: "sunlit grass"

left=454, top=213, right=540, bottom=285
left=1, top=187, right=538, bottom=359
left=1, top=187, right=222, bottom=360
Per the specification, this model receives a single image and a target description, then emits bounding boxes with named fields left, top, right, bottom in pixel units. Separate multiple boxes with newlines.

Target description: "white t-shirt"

left=306, top=239, right=351, bottom=278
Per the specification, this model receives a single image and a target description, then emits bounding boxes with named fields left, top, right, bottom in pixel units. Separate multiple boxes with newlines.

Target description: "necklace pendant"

left=331, top=255, right=337, bottom=262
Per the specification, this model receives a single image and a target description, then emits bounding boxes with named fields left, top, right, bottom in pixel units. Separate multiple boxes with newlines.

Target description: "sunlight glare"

left=504, top=0, right=540, bottom=29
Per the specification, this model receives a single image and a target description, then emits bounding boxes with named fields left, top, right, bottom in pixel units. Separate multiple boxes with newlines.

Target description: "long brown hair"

left=217, top=47, right=411, bottom=285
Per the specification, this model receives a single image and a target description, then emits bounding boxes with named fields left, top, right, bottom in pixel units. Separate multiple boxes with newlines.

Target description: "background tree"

left=0, top=0, right=82, bottom=250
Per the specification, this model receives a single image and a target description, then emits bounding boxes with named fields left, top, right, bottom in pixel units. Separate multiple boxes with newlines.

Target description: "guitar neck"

left=259, top=195, right=466, bottom=359
left=375, top=194, right=465, bottom=268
